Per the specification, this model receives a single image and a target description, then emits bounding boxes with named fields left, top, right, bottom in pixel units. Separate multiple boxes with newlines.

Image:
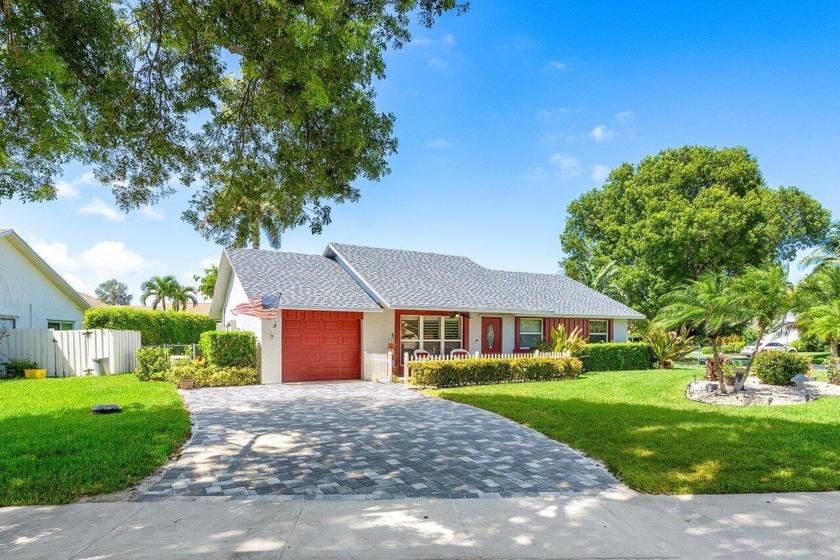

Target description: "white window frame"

left=0, top=316, right=16, bottom=330
left=589, top=320, right=609, bottom=343
left=518, top=318, right=543, bottom=350
left=400, top=315, right=462, bottom=357
left=47, top=320, right=75, bottom=331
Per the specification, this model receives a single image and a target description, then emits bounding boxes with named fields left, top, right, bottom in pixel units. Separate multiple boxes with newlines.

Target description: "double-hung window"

left=518, top=318, right=543, bottom=350
left=400, top=315, right=462, bottom=358
left=588, top=320, right=609, bottom=343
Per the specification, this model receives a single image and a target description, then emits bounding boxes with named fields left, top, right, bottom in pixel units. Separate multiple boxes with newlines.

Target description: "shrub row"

left=168, top=362, right=259, bottom=388
left=198, top=331, right=257, bottom=368
left=84, top=307, right=216, bottom=345
left=575, top=342, right=655, bottom=372
left=753, top=351, right=812, bottom=386
left=701, top=342, right=747, bottom=354
left=0, top=359, right=38, bottom=380
left=409, top=356, right=582, bottom=388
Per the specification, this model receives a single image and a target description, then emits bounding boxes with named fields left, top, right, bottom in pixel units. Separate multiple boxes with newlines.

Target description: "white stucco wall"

left=362, top=309, right=394, bottom=355
left=220, top=271, right=281, bottom=384
left=0, top=237, right=84, bottom=329
left=613, top=319, right=629, bottom=342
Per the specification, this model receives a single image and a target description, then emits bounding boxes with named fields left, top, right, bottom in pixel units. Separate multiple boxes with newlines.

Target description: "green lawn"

left=433, top=368, right=840, bottom=494
left=0, top=375, right=190, bottom=505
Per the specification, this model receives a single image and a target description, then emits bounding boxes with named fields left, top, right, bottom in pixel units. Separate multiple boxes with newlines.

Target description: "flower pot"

left=24, top=369, right=47, bottom=379
left=179, top=378, right=194, bottom=390
left=724, top=375, right=736, bottom=387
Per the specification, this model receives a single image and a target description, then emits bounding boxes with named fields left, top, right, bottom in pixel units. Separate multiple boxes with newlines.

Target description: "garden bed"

left=687, top=376, right=840, bottom=406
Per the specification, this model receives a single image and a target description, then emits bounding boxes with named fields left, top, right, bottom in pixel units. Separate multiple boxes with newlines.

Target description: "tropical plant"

left=170, top=284, right=199, bottom=312
left=657, top=271, right=748, bottom=394
left=573, top=260, right=625, bottom=300
left=537, top=324, right=588, bottom=355
left=800, top=300, right=840, bottom=358
left=731, top=265, right=795, bottom=390
left=140, top=275, right=179, bottom=311
left=826, top=357, right=840, bottom=385
left=795, top=265, right=840, bottom=357
left=94, top=279, right=133, bottom=306
left=194, top=265, right=218, bottom=300
left=801, top=221, right=840, bottom=269
left=643, top=326, right=695, bottom=369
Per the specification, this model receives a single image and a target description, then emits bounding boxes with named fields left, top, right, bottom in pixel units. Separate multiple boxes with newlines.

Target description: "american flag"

left=231, top=294, right=281, bottom=321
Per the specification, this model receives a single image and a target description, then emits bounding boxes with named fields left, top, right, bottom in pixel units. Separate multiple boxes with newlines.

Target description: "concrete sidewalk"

left=1, top=490, right=837, bottom=559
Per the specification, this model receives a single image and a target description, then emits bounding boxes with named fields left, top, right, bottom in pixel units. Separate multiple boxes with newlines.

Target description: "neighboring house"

left=0, top=229, right=90, bottom=330
left=210, top=243, right=644, bottom=384
left=79, top=293, right=107, bottom=308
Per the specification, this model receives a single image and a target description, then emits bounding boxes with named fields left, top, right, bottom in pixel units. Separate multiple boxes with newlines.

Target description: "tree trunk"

left=735, top=327, right=766, bottom=392
left=711, top=338, right=727, bottom=395
left=252, top=221, right=260, bottom=250
left=831, top=336, right=838, bottom=358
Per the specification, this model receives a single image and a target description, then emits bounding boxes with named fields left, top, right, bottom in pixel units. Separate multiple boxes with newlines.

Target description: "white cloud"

left=549, top=153, right=583, bottom=178
left=31, top=241, right=78, bottom=272
left=520, top=167, right=548, bottom=182
left=427, top=58, right=449, bottom=70
left=77, top=198, right=124, bottom=221
left=548, top=61, right=568, bottom=70
left=54, top=171, right=97, bottom=199
left=139, top=206, right=165, bottom=220
left=615, top=110, right=636, bottom=124
left=425, top=139, right=451, bottom=149
left=412, top=34, right=455, bottom=47
left=591, top=164, right=610, bottom=182
left=537, top=107, right=568, bottom=120
left=589, top=125, right=616, bottom=142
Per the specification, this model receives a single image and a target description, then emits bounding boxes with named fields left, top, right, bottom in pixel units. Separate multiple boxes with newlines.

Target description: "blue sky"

left=2, top=1, right=838, bottom=300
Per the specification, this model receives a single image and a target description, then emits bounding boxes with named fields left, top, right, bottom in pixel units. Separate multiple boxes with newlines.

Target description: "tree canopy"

left=194, top=264, right=218, bottom=300
left=1, top=0, right=467, bottom=242
left=95, top=279, right=133, bottom=306
left=560, top=146, right=830, bottom=317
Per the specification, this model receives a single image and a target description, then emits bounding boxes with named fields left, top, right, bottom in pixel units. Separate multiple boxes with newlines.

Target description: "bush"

left=84, top=307, right=216, bottom=345
left=701, top=342, right=747, bottom=354
left=791, top=333, right=829, bottom=353
left=135, top=347, right=171, bottom=381
left=409, top=356, right=582, bottom=388
left=753, top=351, right=812, bottom=386
left=576, top=342, right=655, bottom=372
left=0, top=359, right=38, bottom=380
left=825, top=358, right=840, bottom=385
left=169, top=361, right=259, bottom=388
left=198, top=331, right=257, bottom=367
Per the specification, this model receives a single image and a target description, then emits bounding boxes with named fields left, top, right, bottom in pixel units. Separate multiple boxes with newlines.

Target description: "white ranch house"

left=210, top=243, right=645, bottom=384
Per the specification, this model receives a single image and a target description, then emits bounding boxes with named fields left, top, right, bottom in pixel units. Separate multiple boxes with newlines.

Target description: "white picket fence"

left=0, top=329, right=141, bottom=377
left=363, top=351, right=393, bottom=384
left=402, top=350, right=570, bottom=382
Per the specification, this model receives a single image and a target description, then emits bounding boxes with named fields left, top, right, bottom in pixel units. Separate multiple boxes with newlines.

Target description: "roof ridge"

left=329, top=242, right=477, bottom=263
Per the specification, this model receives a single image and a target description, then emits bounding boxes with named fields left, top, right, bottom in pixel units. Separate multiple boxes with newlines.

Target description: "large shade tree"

left=561, top=146, right=830, bottom=317
left=94, top=279, right=133, bottom=306
left=0, top=0, right=467, bottom=238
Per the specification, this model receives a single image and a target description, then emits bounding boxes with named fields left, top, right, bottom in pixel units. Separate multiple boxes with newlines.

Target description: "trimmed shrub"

left=753, top=351, right=812, bottom=386
left=825, top=357, right=840, bottom=385
left=84, top=307, right=216, bottom=345
left=409, top=356, right=582, bottom=388
left=701, top=342, right=747, bottom=354
left=134, top=347, right=170, bottom=381
left=169, top=362, right=259, bottom=388
left=0, top=359, right=38, bottom=380
left=576, top=342, right=655, bottom=372
left=198, top=331, right=257, bottom=368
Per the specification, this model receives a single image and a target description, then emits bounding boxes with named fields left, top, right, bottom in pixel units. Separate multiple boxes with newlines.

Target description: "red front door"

left=481, top=317, right=502, bottom=354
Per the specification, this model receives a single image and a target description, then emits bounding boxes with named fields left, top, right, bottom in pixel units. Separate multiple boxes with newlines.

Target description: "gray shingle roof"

left=226, top=249, right=380, bottom=311
left=327, top=243, right=644, bottom=319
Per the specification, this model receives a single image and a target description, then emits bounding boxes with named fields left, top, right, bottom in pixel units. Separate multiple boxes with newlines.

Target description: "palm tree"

left=797, top=265, right=840, bottom=357
left=801, top=221, right=840, bottom=269
left=140, top=275, right=178, bottom=311
left=170, top=284, right=199, bottom=311
left=95, top=279, right=133, bottom=306
left=579, top=260, right=625, bottom=300
left=657, top=271, right=748, bottom=394
left=731, top=265, right=794, bottom=390
left=801, top=300, right=840, bottom=358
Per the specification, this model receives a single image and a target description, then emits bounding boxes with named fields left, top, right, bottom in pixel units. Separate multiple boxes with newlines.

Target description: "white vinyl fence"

left=363, top=351, right=393, bottom=384
left=0, top=329, right=141, bottom=377
left=402, top=350, right=571, bottom=382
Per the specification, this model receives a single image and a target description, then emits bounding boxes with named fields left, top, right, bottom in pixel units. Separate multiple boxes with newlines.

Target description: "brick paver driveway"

left=138, top=382, right=623, bottom=501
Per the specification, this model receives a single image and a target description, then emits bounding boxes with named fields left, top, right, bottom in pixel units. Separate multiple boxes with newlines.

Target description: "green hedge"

left=753, top=351, right=811, bottom=386
left=168, top=362, right=259, bottom=388
left=134, top=347, right=171, bottom=381
left=409, top=356, right=582, bottom=388
left=198, top=331, right=257, bottom=368
left=701, top=342, right=747, bottom=354
left=84, top=307, right=216, bottom=345
left=576, top=342, right=655, bottom=372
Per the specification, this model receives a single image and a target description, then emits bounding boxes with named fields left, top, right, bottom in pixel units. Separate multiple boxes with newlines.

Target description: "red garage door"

left=282, top=310, right=362, bottom=382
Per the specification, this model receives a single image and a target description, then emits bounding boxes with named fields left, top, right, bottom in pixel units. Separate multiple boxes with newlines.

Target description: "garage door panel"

left=282, top=310, right=361, bottom=382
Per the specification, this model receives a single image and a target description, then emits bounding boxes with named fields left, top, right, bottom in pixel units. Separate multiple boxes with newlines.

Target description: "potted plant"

left=722, top=361, right=737, bottom=387
left=387, top=333, right=397, bottom=350
left=179, top=377, right=194, bottom=390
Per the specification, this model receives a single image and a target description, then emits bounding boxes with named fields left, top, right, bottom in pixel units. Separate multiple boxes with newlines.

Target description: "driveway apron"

left=137, top=382, right=624, bottom=501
